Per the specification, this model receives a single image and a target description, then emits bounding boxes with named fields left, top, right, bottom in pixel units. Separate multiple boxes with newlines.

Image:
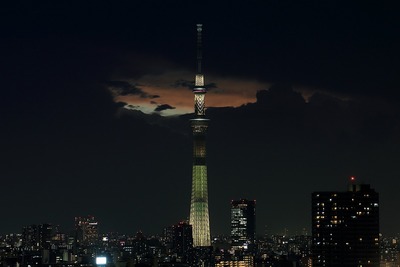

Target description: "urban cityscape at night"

left=2, top=1, right=400, bottom=267
left=1, top=194, right=400, bottom=266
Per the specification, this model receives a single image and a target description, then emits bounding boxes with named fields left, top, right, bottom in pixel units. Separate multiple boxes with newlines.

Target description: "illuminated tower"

left=189, top=23, right=211, bottom=247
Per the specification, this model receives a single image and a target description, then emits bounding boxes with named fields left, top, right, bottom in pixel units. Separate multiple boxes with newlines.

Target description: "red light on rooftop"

left=350, top=176, right=355, bottom=181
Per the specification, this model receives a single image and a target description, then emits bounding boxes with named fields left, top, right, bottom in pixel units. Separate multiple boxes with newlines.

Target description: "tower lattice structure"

left=189, top=23, right=211, bottom=247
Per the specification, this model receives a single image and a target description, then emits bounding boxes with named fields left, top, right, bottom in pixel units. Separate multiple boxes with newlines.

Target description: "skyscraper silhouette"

left=311, top=178, right=379, bottom=267
left=164, top=221, right=193, bottom=262
left=189, top=24, right=211, bottom=247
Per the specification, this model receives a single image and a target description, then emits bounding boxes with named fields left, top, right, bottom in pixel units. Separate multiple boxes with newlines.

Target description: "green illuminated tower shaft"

left=189, top=24, right=211, bottom=247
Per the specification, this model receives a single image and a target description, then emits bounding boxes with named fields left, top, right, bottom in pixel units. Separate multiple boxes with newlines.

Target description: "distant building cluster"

left=0, top=188, right=394, bottom=267
left=0, top=208, right=309, bottom=267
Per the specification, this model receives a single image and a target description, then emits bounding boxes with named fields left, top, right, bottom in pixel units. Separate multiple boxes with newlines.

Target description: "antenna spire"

left=196, top=24, right=202, bottom=73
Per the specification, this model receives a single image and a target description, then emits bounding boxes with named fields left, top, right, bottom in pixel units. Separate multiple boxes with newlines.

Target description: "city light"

left=96, top=256, right=107, bottom=265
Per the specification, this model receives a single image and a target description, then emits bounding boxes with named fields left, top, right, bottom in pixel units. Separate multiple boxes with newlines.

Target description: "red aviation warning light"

left=348, top=176, right=358, bottom=192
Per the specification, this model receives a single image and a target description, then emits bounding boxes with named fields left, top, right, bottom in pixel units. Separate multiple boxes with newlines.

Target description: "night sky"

left=1, top=1, right=400, bottom=236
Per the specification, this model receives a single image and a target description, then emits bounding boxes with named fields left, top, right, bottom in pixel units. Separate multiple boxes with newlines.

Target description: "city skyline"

left=4, top=212, right=400, bottom=266
left=1, top=1, right=400, bottom=237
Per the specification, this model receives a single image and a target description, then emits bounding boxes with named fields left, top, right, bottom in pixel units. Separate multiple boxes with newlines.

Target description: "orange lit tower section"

left=189, top=24, right=211, bottom=247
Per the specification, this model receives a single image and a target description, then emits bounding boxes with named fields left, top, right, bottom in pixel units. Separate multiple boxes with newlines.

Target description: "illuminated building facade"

left=312, top=179, right=379, bottom=267
left=75, top=215, right=98, bottom=246
left=189, top=23, right=211, bottom=247
left=215, top=255, right=254, bottom=267
left=231, top=199, right=256, bottom=251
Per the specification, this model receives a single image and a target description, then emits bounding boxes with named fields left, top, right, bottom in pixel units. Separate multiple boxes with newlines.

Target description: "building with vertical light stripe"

left=231, top=199, right=256, bottom=251
left=189, top=23, right=211, bottom=247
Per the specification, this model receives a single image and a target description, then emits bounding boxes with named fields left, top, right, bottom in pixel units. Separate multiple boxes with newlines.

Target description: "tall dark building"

left=74, top=215, right=98, bottom=246
left=164, top=221, right=193, bottom=262
left=22, top=223, right=52, bottom=250
left=231, top=199, right=256, bottom=251
left=189, top=23, right=211, bottom=247
left=311, top=179, right=379, bottom=267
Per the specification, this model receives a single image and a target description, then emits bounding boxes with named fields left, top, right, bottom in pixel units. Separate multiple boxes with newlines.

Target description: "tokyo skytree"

left=189, top=24, right=211, bottom=247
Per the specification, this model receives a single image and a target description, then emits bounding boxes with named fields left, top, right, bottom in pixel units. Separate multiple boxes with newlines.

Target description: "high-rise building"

left=74, top=215, right=98, bottom=246
left=22, top=223, right=53, bottom=250
left=164, top=221, right=193, bottom=261
left=38, top=223, right=53, bottom=250
left=22, top=224, right=39, bottom=250
left=311, top=178, right=379, bottom=267
left=231, top=199, right=256, bottom=251
left=189, top=23, right=211, bottom=247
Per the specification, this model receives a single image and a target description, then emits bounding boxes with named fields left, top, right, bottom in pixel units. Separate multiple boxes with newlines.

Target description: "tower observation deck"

left=189, top=24, right=211, bottom=247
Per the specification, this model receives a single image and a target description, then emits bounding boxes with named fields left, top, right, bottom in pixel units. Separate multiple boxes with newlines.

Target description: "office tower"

left=74, top=215, right=99, bottom=246
left=311, top=179, right=379, bottom=267
left=231, top=199, right=256, bottom=251
left=22, top=223, right=53, bottom=250
left=38, top=223, right=53, bottom=250
left=22, top=224, right=39, bottom=250
left=132, top=231, right=149, bottom=259
left=164, top=221, right=193, bottom=261
left=189, top=23, right=211, bottom=247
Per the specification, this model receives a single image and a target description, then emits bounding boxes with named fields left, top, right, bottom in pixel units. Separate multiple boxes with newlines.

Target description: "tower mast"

left=189, top=23, right=211, bottom=247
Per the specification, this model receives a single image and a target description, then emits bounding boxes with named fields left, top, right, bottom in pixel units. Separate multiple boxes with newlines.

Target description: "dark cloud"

left=106, top=81, right=159, bottom=99
left=172, top=79, right=193, bottom=89
left=255, top=84, right=306, bottom=109
left=0, top=37, right=191, bottom=236
left=205, top=83, right=218, bottom=90
left=125, top=104, right=140, bottom=109
left=203, top=86, right=400, bottom=235
left=154, top=104, right=176, bottom=112
left=172, top=79, right=217, bottom=91
left=2, top=1, right=399, bottom=101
